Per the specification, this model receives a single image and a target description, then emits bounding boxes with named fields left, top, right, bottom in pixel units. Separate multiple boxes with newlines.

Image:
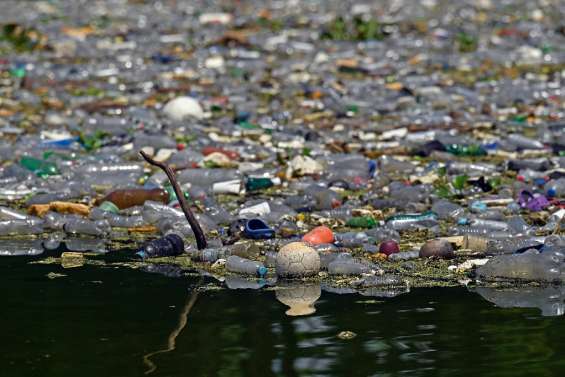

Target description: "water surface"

left=2, top=257, right=564, bottom=377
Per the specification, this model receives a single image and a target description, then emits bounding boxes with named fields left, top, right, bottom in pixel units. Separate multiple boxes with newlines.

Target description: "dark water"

left=2, top=257, right=565, bottom=377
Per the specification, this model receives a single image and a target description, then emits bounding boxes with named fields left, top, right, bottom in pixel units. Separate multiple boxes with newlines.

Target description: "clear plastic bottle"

left=545, top=178, right=565, bottom=198
left=0, top=206, right=29, bottom=220
left=0, top=219, right=44, bottom=236
left=192, top=248, right=228, bottom=262
left=226, top=255, right=267, bottom=277
left=176, top=169, right=240, bottom=187
left=0, top=240, right=44, bottom=256
left=328, top=259, right=374, bottom=276
left=63, top=218, right=110, bottom=236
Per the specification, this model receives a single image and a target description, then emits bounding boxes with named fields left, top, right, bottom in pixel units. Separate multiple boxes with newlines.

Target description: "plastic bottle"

left=44, top=212, right=67, bottom=230
left=0, top=240, right=44, bottom=256
left=192, top=248, right=228, bottom=262
left=63, top=218, right=110, bottom=236
left=74, top=163, right=145, bottom=186
left=335, top=232, right=370, bottom=247
left=137, top=234, right=185, bottom=258
left=0, top=219, right=44, bottom=236
left=346, top=216, right=377, bottom=228
left=469, top=219, right=509, bottom=231
left=284, top=194, right=316, bottom=212
left=226, top=255, right=267, bottom=277
left=365, top=227, right=400, bottom=243
left=431, top=200, right=465, bottom=220
left=202, top=197, right=233, bottom=225
left=0, top=206, right=29, bottom=220
left=506, top=216, right=532, bottom=235
left=506, top=134, right=545, bottom=150
left=100, top=188, right=169, bottom=210
left=545, top=178, right=565, bottom=198
left=385, top=211, right=438, bottom=230
left=176, top=169, right=240, bottom=187
left=328, top=259, right=374, bottom=276
left=105, top=214, right=146, bottom=228
left=142, top=201, right=184, bottom=224
left=542, top=209, right=565, bottom=232
left=445, top=143, right=486, bottom=156
left=245, top=177, right=280, bottom=191
left=306, top=187, right=342, bottom=210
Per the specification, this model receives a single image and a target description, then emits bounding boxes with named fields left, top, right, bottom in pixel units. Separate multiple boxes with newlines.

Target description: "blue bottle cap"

left=257, top=266, right=268, bottom=278
left=368, top=160, right=377, bottom=177
left=547, top=188, right=556, bottom=197
left=136, top=250, right=147, bottom=259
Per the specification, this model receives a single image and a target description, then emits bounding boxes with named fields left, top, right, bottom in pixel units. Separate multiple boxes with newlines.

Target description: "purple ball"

left=379, top=240, right=400, bottom=256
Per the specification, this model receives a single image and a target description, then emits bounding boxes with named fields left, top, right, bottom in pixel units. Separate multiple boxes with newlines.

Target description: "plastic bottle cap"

left=99, top=201, right=120, bottom=214
left=257, top=266, right=268, bottom=278
left=136, top=250, right=147, bottom=259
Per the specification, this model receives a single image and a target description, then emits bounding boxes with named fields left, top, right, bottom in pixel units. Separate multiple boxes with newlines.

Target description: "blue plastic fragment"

left=244, top=218, right=275, bottom=239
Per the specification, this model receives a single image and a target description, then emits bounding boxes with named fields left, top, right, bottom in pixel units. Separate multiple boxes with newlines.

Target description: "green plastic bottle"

left=445, top=144, right=486, bottom=157
left=164, top=184, right=190, bottom=204
left=246, top=177, right=274, bottom=191
left=346, top=216, right=377, bottom=228
left=20, top=156, right=60, bottom=177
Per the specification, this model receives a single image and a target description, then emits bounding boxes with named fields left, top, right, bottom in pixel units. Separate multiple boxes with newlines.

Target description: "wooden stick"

left=140, top=150, right=207, bottom=250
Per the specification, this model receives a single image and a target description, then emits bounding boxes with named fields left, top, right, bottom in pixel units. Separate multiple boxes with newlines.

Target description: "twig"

left=140, top=150, right=207, bottom=249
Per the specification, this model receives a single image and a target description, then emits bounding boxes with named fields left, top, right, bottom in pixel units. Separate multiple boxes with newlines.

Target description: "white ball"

left=162, top=96, right=204, bottom=121
left=276, top=242, right=320, bottom=278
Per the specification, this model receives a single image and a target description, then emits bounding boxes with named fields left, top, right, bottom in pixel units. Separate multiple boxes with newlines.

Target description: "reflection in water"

left=473, top=286, right=565, bottom=316
left=142, top=281, right=201, bottom=374
left=225, top=275, right=267, bottom=290
left=275, top=282, right=321, bottom=316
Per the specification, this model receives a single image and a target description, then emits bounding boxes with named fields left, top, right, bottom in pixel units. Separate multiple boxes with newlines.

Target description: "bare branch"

left=140, top=150, right=207, bottom=250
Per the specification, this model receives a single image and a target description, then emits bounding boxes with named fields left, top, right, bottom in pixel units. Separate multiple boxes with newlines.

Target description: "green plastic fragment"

left=452, top=175, right=468, bottom=190
left=347, top=104, right=359, bottom=114
left=512, top=114, right=528, bottom=123
left=20, top=156, right=60, bottom=177
left=435, top=185, right=451, bottom=199
left=10, top=67, right=26, bottom=78
left=238, top=121, right=260, bottom=130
